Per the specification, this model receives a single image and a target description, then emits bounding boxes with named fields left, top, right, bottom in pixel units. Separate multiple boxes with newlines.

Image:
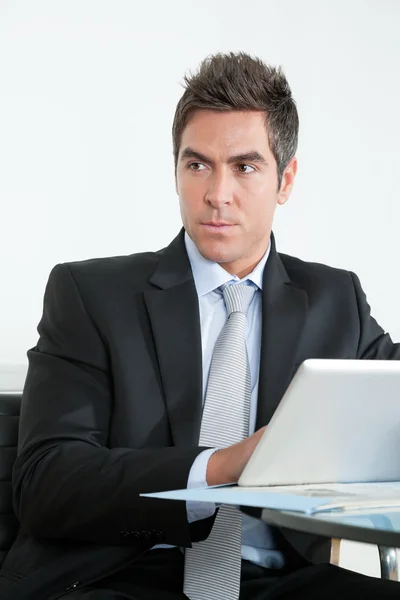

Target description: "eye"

left=237, top=164, right=255, bottom=174
left=188, top=162, right=206, bottom=171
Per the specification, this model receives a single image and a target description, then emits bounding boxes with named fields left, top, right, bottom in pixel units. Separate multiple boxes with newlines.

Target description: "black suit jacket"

left=1, top=229, right=400, bottom=600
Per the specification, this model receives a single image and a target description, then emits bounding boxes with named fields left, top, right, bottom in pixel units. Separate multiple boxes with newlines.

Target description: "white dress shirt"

left=181, top=232, right=285, bottom=569
left=152, top=232, right=285, bottom=568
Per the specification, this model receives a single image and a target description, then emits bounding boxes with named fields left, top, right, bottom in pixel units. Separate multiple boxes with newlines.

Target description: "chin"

left=196, top=238, right=239, bottom=265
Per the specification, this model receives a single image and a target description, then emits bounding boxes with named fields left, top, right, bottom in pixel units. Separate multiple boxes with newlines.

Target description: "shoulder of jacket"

left=278, top=251, right=353, bottom=287
left=54, top=246, right=167, bottom=289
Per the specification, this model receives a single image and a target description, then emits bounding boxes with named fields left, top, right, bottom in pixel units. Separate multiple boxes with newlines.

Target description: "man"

left=1, top=52, right=400, bottom=600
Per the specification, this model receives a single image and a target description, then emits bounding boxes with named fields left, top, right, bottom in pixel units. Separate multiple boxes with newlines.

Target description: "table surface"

left=261, top=507, right=400, bottom=547
left=142, top=482, right=400, bottom=547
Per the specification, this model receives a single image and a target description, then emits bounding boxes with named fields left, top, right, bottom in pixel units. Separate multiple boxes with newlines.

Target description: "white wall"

left=1, top=0, right=400, bottom=577
left=1, top=0, right=400, bottom=364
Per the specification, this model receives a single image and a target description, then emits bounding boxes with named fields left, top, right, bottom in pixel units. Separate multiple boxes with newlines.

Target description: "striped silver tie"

left=184, top=283, right=256, bottom=600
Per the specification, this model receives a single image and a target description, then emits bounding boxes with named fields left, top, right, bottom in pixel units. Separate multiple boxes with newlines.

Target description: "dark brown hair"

left=172, top=52, right=299, bottom=188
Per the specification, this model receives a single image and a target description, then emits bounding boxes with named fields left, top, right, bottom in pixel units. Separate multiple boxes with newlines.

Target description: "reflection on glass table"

left=261, top=507, right=400, bottom=581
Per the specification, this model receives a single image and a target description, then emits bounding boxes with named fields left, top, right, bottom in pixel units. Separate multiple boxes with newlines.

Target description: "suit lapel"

left=144, top=229, right=307, bottom=444
left=144, top=230, right=203, bottom=447
left=256, top=236, right=308, bottom=429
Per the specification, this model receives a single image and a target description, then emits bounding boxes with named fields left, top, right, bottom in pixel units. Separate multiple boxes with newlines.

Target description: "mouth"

left=201, top=222, right=237, bottom=233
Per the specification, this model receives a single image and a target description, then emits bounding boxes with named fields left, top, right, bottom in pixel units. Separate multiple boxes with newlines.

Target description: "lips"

left=202, top=222, right=235, bottom=227
left=201, top=222, right=237, bottom=233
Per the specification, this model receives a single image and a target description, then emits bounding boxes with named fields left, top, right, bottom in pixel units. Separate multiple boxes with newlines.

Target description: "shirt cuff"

left=186, top=447, right=219, bottom=523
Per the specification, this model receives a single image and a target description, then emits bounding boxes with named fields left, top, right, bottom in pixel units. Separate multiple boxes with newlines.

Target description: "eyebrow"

left=180, top=146, right=268, bottom=166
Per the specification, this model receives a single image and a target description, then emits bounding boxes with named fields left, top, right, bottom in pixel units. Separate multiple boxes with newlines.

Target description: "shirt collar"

left=184, top=231, right=271, bottom=297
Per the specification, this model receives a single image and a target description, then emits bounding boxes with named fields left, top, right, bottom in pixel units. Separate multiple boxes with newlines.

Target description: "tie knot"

left=222, top=283, right=256, bottom=316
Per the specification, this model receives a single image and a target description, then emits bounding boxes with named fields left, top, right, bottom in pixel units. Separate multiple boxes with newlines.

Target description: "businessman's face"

left=176, top=109, right=297, bottom=278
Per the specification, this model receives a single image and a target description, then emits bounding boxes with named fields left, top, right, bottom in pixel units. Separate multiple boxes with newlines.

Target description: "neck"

left=219, top=260, right=260, bottom=280
left=218, top=243, right=270, bottom=279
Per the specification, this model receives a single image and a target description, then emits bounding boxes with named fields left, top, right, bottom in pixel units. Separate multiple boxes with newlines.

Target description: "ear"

left=174, top=165, right=179, bottom=195
left=278, top=157, right=298, bottom=206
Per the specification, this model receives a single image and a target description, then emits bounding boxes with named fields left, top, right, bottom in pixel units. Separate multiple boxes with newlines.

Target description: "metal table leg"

left=378, top=546, right=399, bottom=581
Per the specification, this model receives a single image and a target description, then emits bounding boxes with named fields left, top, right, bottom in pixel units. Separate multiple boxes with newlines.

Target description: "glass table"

left=144, top=482, right=400, bottom=581
left=261, top=507, right=400, bottom=580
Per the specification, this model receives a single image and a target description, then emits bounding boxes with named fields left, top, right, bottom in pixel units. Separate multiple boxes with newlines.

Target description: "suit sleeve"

left=13, top=263, right=214, bottom=548
left=350, top=271, right=400, bottom=359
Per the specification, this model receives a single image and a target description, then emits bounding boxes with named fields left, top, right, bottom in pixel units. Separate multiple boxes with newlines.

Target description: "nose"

left=204, top=169, right=233, bottom=208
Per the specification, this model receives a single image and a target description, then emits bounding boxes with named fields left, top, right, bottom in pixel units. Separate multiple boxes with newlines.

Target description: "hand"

left=206, top=426, right=267, bottom=486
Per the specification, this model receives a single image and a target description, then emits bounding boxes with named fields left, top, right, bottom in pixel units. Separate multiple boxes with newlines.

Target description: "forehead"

left=180, top=109, right=272, bottom=158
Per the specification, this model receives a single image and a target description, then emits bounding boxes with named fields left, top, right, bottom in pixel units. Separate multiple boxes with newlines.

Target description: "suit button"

left=65, top=581, right=80, bottom=591
left=130, top=532, right=140, bottom=540
left=120, top=531, right=130, bottom=538
left=140, top=531, right=151, bottom=541
left=153, top=530, right=165, bottom=542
